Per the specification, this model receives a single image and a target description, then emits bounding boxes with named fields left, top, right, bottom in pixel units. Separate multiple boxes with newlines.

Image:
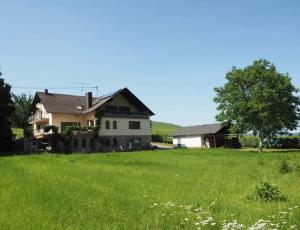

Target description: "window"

left=87, top=120, right=94, bottom=127
left=119, top=106, right=130, bottom=112
left=90, top=139, right=94, bottom=148
left=113, top=121, right=117, bottom=129
left=113, top=138, right=118, bottom=147
left=105, top=120, right=110, bottom=129
left=73, top=139, right=78, bottom=149
left=129, top=121, right=141, bottom=129
left=61, top=122, right=80, bottom=132
left=105, top=105, right=118, bottom=112
left=38, top=111, right=43, bottom=119
left=82, top=139, right=86, bottom=148
left=133, top=139, right=141, bottom=146
left=105, top=138, right=110, bottom=147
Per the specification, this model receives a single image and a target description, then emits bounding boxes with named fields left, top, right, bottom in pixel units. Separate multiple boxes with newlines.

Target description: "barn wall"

left=173, top=136, right=203, bottom=148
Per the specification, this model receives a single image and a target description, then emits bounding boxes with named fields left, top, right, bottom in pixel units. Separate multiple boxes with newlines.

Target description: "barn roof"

left=172, top=123, right=228, bottom=137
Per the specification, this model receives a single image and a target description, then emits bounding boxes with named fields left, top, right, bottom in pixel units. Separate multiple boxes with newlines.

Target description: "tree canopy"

left=0, top=77, right=14, bottom=152
left=214, top=59, right=300, bottom=150
left=11, top=94, right=33, bottom=137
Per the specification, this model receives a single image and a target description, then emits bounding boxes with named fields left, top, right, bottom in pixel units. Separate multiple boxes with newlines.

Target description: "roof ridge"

left=37, top=92, right=86, bottom=97
left=181, top=122, right=223, bottom=128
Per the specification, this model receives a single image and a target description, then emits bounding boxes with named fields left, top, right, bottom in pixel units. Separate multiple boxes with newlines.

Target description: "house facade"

left=172, top=123, right=236, bottom=148
left=28, top=88, right=154, bottom=152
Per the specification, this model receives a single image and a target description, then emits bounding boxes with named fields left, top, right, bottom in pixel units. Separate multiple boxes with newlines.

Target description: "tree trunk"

left=259, top=137, right=263, bottom=152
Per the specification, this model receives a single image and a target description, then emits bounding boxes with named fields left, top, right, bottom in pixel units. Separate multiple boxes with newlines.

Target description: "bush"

left=240, top=136, right=300, bottom=149
left=44, top=125, right=58, bottom=134
left=240, top=136, right=260, bottom=148
left=254, top=181, right=282, bottom=202
left=279, top=160, right=293, bottom=174
left=276, top=137, right=300, bottom=149
left=151, top=134, right=173, bottom=144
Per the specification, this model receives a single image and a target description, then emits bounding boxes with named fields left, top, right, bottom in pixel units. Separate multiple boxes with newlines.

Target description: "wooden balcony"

left=28, top=113, right=49, bottom=124
left=97, top=111, right=150, bottom=118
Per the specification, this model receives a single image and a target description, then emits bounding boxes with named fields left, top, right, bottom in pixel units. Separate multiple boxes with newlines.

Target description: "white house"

left=28, top=88, right=155, bottom=152
left=172, top=123, right=230, bottom=148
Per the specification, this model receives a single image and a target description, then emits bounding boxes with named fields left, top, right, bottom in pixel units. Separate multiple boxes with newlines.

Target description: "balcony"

left=97, top=111, right=150, bottom=118
left=28, top=112, right=49, bottom=124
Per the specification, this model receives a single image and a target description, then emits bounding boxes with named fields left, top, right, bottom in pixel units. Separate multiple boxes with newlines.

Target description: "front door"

left=128, top=141, right=133, bottom=150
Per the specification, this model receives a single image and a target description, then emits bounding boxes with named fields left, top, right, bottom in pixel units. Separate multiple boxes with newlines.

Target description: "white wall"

left=173, top=136, right=203, bottom=148
left=99, top=117, right=150, bottom=136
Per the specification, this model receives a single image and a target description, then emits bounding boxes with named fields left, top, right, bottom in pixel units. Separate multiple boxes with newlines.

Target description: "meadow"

left=0, top=149, right=300, bottom=229
left=151, top=121, right=180, bottom=136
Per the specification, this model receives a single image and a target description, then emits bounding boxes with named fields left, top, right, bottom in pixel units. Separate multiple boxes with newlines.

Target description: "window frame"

left=105, top=138, right=111, bottom=147
left=113, top=138, right=118, bottom=147
left=113, top=120, right=117, bottom=129
left=82, top=138, right=87, bottom=149
left=129, top=121, right=141, bottom=130
left=105, top=120, right=110, bottom=129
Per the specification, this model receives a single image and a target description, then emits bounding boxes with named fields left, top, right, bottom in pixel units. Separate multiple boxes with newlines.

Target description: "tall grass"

left=0, top=149, right=299, bottom=229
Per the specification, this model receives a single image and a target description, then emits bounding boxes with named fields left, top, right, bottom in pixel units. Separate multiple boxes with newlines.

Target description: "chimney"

left=45, top=89, right=48, bottom=94
left=85, top=92, right=92, bottom=109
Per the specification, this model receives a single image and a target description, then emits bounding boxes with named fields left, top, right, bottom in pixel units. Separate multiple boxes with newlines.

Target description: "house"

left=172, top=123, right=237, bottom=148
left=27, top=88, right=154, bottom=152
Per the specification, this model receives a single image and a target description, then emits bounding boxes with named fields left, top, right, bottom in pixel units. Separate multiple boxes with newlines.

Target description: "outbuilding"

left=172, top=123, right=236, bottom=148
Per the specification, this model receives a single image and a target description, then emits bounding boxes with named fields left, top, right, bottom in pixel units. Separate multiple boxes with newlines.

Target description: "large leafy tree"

left=11, top=94, right=33, bottom=137
left=214, top=59, right=300, bottom=151
left=0, top=75, right=14, bottom=153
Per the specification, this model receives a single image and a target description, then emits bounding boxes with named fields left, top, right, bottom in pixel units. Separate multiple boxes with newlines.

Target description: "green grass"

left=12, top=128, right=24, bottom=139
left=1, top=149, right=300, bottom=229
left=152, top=121, right=180, bottom=135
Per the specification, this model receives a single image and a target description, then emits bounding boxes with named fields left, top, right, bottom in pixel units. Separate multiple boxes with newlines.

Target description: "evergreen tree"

left=0, top=75, right=14, bottom=153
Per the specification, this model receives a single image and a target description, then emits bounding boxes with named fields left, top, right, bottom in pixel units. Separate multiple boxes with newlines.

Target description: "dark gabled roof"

left=172, top=123, right=228, bottom=137
left=31, top=88, right=155, bottom=115
left=82, top=88, right=154, bottom=115
left=32, top=92, right=97, bottom=114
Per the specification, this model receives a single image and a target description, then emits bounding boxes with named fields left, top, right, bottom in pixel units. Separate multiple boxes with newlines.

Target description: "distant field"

left=151, top=121, right=180, bottom=136
left=1, top=149, right=300, bottom=229
left=12, top=128, right=24, bottom=139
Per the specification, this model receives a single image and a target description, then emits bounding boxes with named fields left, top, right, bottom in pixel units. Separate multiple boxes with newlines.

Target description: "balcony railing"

left=28, top=113, right=49, bottom=124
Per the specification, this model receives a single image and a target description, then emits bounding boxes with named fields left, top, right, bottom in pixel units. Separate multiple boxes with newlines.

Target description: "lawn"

left=0, top=149, right=300, bottom=229
left=151, top=121, right=180, bottom=136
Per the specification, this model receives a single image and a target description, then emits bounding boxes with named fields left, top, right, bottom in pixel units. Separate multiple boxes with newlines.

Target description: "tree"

left=0, top=76, right=14, bottom=153
left=214, top=59, right=300, bottom=151
left=11, top=94, right=33, bottom=137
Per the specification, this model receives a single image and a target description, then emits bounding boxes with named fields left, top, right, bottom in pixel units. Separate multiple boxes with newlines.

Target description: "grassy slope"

left=151, top=121, right=180, bottom=136
left=0, top=149, right=300, bottom=229
left=12, top=128, right=24, bottom=139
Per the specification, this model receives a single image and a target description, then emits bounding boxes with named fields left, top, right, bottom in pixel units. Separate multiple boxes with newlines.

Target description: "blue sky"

left=1, top=0, right=300, bottom=126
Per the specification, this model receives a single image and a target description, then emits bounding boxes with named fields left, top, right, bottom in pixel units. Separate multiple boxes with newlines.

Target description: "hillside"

left=151, top=121, right=180, bottom=136
left=12, top=128, right=24, bottom=139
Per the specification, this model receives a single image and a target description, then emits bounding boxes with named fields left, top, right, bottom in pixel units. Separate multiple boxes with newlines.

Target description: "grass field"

left=1, top=149, right=300, bottom=229
left=151, top=121, right=180, bottom=135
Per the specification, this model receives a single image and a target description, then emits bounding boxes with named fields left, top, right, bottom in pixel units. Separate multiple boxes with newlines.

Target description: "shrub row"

left=240, top=136, right=260, bottom=148
left=151, top=134, right=173, bottom=144
left=240, top=136, right=300, bottom=149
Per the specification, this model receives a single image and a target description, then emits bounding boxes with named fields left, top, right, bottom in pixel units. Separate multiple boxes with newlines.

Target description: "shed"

left=172, top=123, right=233, bottom=148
